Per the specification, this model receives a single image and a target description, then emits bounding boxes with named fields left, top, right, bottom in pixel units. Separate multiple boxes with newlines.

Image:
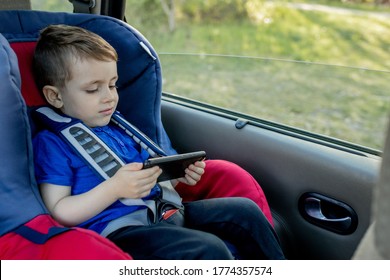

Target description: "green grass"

left=140, top=4, right=390, bottom=71
left=159, top=54, right=389, bottom=150
left=286, top=0, right=390, bottom=12
left=133, top=3, right=390, bottom=151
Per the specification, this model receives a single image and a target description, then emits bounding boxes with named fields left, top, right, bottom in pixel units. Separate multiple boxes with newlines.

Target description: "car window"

left=31, top=0, right=72, bottom=12
left=30, top=0, right=390, bottom=152
left=125, top=0, right=390, bottom=153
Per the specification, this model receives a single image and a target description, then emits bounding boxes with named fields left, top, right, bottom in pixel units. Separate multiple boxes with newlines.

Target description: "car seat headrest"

left=10, top=41, right=44, bottom=106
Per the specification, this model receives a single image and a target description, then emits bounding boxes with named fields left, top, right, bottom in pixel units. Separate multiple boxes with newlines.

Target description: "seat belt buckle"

left=162, top=209, right=179, bottom=220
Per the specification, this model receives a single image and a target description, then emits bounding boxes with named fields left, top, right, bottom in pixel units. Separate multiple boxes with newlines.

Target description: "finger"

left=187, top=164, right=205, bottom=176
left=184, top=168, right=202, bottom=183
left=123, top=162, right=144, bottom=171
left=130, top=179, right=157, bottom=198
left=136, top=167, right=162, bottom=187
left=138, top=188, right=153, bottom=198
left=133, top=166, right=161, bottom=180
left=194, top=160, right=206, bottom=168
left=184, top=174, right=197, bottom=186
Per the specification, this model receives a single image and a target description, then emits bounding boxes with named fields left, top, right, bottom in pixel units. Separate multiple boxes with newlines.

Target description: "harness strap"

left=32, top=106, right=183, bottom=220
left=111, top=113, right=166, bottom=157
left=35, top=107, right=126, bottom=180
left=69, top=0, right=95, bottom=14
left=14, top=225, right=71, bottom=245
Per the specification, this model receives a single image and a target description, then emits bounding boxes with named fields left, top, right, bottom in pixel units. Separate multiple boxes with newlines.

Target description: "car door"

left=160, top=88, right=380, bottom=260
left=150, top=2, right=389, bottom=260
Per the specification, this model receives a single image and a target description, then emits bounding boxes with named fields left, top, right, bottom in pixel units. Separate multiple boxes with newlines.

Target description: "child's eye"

left=86, top=88, right=99, bottom=93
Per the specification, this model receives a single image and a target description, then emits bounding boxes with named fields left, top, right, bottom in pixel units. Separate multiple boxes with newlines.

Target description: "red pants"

left=177, top=159, right=273, bottom=225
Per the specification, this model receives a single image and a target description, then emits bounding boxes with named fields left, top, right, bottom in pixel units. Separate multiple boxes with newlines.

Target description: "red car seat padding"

left=0, top=215, right=131, bottom=260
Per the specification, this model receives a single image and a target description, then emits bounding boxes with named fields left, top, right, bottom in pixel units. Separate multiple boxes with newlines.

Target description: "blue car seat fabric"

left=0, top=10, right=176, bottom=155
left=0, top=33, right=47, bottom=236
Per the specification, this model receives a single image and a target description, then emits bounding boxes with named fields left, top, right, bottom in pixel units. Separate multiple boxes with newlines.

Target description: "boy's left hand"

left=176, top=160, right=206, bottom=186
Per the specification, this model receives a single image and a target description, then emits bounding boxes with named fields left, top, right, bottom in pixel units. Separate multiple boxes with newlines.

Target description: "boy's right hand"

left=110, top=162, right=162, bottom=199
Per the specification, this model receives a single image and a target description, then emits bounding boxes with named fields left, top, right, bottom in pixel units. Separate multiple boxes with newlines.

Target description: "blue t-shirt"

left=33, top=124, right=161, bottom=234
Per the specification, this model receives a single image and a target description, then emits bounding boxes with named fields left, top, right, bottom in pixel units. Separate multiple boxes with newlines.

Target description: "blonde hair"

left=33, top=24, right=118, bottom=90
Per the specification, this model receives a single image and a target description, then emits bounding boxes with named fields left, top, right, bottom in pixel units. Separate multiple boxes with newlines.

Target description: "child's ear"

left=42, top=85, right=63, bottom=108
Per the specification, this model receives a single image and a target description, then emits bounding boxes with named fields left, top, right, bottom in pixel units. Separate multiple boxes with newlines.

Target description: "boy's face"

left=47, top=57, right=119, bottom=127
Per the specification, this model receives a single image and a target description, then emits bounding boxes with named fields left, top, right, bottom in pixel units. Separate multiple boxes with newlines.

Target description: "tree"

left=160, top=0, right=176, bottom=32
left=376, top=0, right=390, bottom=4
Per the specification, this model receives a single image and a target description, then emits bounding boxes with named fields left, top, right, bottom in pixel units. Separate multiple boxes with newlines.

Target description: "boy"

left=32, top=24, right=285, bottom=260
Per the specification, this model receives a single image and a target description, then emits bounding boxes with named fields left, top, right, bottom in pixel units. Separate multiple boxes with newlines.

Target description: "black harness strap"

left=14, top=225, right=71, bottom=245
left=69, top=0, right=95, bottom=14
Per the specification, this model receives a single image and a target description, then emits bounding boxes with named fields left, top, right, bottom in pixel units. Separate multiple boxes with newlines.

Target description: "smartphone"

left=143, top=151, right=206, bottom=182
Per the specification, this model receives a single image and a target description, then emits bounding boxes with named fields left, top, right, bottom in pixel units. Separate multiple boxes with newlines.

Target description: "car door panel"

left=161, top=98, right=380, bottom=259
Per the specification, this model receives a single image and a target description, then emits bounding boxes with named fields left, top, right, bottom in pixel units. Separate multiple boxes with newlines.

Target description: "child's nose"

left=102, top=86, right=116, bottom=101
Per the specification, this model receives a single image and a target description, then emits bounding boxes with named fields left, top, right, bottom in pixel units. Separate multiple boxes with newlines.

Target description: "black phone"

left=143, top=151, right=206, bottom=182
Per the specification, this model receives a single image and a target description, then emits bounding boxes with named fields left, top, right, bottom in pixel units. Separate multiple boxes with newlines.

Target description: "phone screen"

left=143, top=151, right=206, bottom=182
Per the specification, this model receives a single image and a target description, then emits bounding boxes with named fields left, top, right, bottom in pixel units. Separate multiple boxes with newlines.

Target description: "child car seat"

left=0, top=32, right=131, bottom=259
left=0, top=10, right=273, bottom=259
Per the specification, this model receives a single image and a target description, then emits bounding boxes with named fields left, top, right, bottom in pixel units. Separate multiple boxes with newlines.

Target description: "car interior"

left=1, top=0, right=389, bottom=260
left=0, top=5, right=274, bottom=259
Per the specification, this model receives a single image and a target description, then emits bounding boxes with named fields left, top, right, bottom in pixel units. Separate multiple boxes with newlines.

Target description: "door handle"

left=304, top=197, right=352, bottom=231
left=299, top=192, right=358, bottom=234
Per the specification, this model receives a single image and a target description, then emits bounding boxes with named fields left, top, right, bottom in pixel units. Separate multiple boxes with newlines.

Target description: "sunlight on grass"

left=160, top=54, right=390, bottom=150
left=141, top=2, right=390, bottom=151
left=146, top=4, right=390, bottom=71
